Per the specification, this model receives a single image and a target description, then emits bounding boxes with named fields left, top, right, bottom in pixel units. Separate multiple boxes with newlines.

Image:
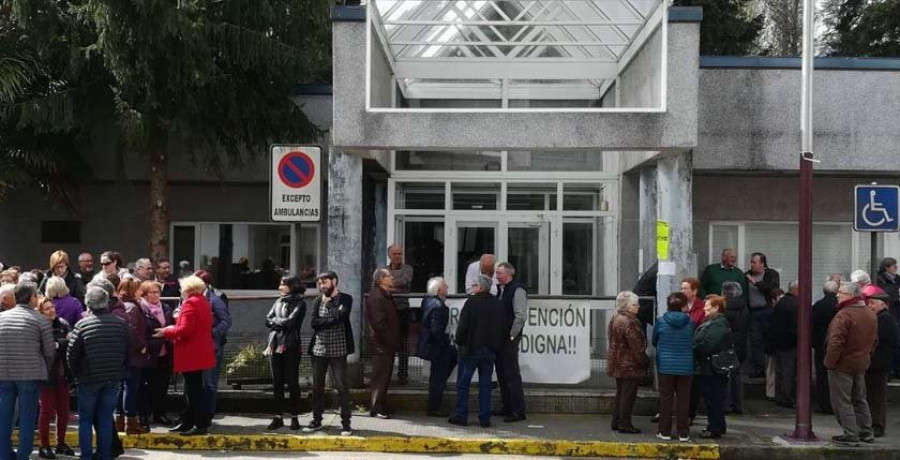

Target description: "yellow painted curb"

left=15, top=432, right=720, bottom=459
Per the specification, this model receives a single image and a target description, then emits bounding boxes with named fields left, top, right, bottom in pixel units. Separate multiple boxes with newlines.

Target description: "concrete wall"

left=331, top=9, right=700, bottom=151
left=618, top=26, right=663, bottom=109
left=696, top=66, right=900, bottom=171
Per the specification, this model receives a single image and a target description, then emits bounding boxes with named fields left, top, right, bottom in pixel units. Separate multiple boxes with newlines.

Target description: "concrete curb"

left=18, top=432, right=720, bottom=459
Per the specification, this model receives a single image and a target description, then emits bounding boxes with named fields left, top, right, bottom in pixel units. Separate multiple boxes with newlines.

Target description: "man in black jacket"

left=67, top=286, right=131, bottom=460
left=745, top=253, right=780, bottom=377
left=766, top=280, right=798, bottom=408
left=450, top=275, right=508, bottom=428
left=812, top=280, right=838, bottom=414
left=304, top=271, right=354, bottom=436
left=864, top=288, right=899, bottom=438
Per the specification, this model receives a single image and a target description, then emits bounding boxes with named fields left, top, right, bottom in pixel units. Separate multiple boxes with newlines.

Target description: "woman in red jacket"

left=153, top=275, right=215, bottom=436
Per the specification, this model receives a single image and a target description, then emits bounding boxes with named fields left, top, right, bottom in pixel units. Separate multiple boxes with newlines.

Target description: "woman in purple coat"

left=46, top=276, right=84, bottom=326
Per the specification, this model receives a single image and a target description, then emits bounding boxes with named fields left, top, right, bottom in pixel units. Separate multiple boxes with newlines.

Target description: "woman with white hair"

left=153, top=275, right=216, bottom=436
left=46, top=276, right=83, bottom=327
left=607, top=290, right=649, bottom=434
left=417, top=277, right=457, bottom=416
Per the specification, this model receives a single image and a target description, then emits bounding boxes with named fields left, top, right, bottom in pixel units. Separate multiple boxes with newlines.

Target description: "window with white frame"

left=170, top=222, right=321, bottom=290
left=389, top=150, right=619, bottom=296
left=708, top=221, right=873, bottom=286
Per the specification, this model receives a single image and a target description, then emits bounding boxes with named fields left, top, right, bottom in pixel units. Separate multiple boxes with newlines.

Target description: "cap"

left=862, top=285, right=890, bottom=302
left=193, top=270, right=212, bottom=285
left=315, top=270, right=338, bottom=282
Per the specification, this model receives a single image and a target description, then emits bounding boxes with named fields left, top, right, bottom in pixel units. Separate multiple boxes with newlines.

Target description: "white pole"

left=801, top=0, right=814, bottom=153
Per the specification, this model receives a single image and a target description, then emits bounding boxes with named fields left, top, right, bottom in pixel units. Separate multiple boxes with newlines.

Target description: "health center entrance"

left=386, top=151, right=620, bottom=296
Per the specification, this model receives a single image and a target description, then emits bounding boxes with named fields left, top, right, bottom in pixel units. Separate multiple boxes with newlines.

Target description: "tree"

left=760, top=0, right=803, bottom=56
left=823, top=0, right=900, bottom=56
left=673, top=0, right=765, bottom=55
left=5, top=0, right=331, bottom=260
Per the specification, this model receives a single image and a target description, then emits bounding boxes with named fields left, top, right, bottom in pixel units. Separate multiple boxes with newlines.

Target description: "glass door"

left=508, top=222, right=550, bottom=295
left=456, top=222, right=497, bottom=293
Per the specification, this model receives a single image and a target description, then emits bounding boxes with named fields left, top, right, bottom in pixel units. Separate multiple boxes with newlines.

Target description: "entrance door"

left=456, top=222, right=497, bottom=293
left=508, top=222, right=550, bottom=295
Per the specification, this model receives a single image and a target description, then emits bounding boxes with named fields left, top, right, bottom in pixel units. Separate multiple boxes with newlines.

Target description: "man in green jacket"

left=700, top=249, right=747, bottom=297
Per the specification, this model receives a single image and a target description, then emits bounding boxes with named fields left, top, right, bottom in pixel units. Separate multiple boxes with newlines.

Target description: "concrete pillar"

left=327, top=149, right=364, bottom=387
left=639, top=168, right=658, bottom=276
left=655, top=152, right=695, bottom=309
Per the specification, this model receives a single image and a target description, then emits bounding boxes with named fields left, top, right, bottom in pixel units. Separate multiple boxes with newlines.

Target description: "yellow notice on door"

left=657, top=221, right=669, bottom=261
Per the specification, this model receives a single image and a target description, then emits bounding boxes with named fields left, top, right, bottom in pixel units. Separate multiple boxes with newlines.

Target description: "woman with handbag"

left=417, top=277, right=457, bottom=416
left=692, top=294, right=735, bottom=439
left=138, top=281, right=174, bottom=427
left=607, top=291, right=650, bottom=434
left=265, top=275, right=306, bottom=430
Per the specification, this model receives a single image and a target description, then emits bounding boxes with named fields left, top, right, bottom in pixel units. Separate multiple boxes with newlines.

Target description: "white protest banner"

left=445, top=297, right=593, bottom=384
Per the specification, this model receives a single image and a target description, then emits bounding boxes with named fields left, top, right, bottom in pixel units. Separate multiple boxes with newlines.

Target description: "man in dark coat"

left=812, top=280, right=839, bottom=414
left=365, top=269, right=399, bottom=419
left=766, top=281, right=799, bottom=408
left=745, top=253, right=780, bottom=377
left=863, top=287, right=899, bottom=438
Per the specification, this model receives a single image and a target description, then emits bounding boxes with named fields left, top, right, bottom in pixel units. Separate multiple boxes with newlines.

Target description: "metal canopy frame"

left=367, top=0, right=667, bottom=105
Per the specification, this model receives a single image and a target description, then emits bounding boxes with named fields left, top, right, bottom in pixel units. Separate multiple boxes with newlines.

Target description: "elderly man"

left=449, top=275, right=508, bottom=428
left=862, top=287, right=898, bottom=438
left=365, top=268, right=399, bottom=419
left=0, top=281, right=55, bottom=460
left=494, top=262, right=527, bottom=423
left=77, top=253, right=96, bottom=281
left=384, top=244, right=413, bottom=386
left=745, top=253, right=780, bottom=377
left=0, top=284, right=14, bottom=311
left=767, top=280, right=799, bottom=408
left=812, top=280, right=839, bottom=414
left=699, top=249, right=746, bottom=297
left=465, top=254, right=497, bottom=295
left=155, top=257, right=181, bottom=310
left=134, top=258, right=153, bottom=282
left=827, top=282, right=878, bottom=446
left=67, top=286, right=131, bottom=460
left=850, top=270, right=871, bottom=288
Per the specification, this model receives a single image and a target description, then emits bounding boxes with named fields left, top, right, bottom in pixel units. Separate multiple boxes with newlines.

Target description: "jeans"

left=454, top=347, right=495, bottom=424
left=0, top=381, right=40, bottom=460
left=748, top=308, right=769, bottom=373
left=39, top=379, right=69, bottom=447
left=427, top=347, right=458, bottom=412
left=117, top=367, right=141, bottom=417
left=78, top=381, right=118, bottom=460
left=204, top=345, right=225, bottom=416
left=697, top=374, right=727, bottom=435
left=311, top=356, right=351, bottom=427
left=270, top=349, right=301, bottom=417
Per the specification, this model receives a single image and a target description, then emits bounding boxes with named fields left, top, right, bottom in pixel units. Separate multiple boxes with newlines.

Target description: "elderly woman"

left=112, top=279, right=149, bottom=434
left=607, top=290, right=649, bottom=434
left=264, top=275, right=306, bottom=431
left=153, top=275, right=216, bottom=436
left=722, top=281, right=749, bottom=415
left=681, top=277, right=705, bottom=327
left=653, top=292, right=694, bottom=441
left=417, top=277, right=457, bottom=416
left=36, top=296, right=74, bottom=459
left=693, top=295, right=734, bottom=439
left=138, top=280, right=174, bottom=427
left=45, top=276, right=83, bottom=328
left=40, top=250, right=86, bottom=304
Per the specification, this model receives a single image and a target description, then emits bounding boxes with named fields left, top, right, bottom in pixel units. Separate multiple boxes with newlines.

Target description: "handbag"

left=709, top=348, right=739, bottom=375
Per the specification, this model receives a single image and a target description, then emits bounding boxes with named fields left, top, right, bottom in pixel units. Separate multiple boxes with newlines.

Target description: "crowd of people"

left=612, top=248, right=899, bottom=446
left=0, top=250, right=232, bottom=460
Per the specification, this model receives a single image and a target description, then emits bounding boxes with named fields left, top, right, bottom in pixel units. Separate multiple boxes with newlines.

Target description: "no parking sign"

left=270, top=145, right=321, bottom=222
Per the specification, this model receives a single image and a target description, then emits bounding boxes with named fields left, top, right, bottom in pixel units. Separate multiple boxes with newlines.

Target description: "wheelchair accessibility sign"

left=855, top=185, right=900, bottom=232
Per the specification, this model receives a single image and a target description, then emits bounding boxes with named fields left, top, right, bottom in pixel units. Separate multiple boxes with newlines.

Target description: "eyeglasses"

left=101, top=261, right=113, bottom=266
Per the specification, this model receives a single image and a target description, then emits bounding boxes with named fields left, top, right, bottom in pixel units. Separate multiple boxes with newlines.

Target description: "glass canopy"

left=369, top=0, right=667, bottom=103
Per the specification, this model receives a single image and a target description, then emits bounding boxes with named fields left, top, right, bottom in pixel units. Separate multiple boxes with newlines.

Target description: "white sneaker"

left=656, top=432, right=672, bottom=441
left=679, top=435, right=691, bottom=442
left=340, top=428, right=353, bottom=436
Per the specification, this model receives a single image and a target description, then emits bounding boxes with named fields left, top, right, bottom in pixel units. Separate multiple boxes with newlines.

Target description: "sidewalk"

left=32, top=400, right=900, bottom=460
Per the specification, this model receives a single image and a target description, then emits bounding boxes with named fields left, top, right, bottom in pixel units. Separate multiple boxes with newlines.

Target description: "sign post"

left=270, top=145, right=322, bottom=222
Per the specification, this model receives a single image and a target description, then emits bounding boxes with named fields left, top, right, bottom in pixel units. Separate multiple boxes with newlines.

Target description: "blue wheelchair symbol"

left=855, top=185, right=900, bottom=232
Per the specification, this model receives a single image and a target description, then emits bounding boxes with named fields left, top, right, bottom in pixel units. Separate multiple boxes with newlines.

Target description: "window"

left=508, top=151, right=610, bottom=172
left=709, top=222, right=867, bottom=286
left=452, top=183, right=500, bottom=211
left=171, top=222, right=321, bottom=290
left=396, top=151, right=502, bottom=171
left=41, top=220, right=80, bottom=244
